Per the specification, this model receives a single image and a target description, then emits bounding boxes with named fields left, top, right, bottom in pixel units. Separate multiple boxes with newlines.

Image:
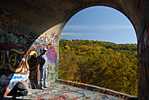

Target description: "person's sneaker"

left=44, top=86, right=48, bottom=88
left=39, top=87, right=44, bottom=89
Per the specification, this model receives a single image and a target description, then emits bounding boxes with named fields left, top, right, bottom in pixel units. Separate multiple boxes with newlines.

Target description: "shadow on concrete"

left=0, top=97, right=30, bottom=100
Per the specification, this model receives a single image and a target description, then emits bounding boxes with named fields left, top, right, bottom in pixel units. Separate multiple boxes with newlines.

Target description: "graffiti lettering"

left=8, top=49, right=25, bottom=72
left=37, top=33, right=58, bottom=45
left=0, top=47, right=26, bottom=73
left=50, top=33, right=55, bottom=38
left=0, top=50, right=6, bottom=69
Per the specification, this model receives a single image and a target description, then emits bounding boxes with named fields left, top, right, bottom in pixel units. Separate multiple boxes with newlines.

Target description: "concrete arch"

left=0, top=0, right=148, bottom=99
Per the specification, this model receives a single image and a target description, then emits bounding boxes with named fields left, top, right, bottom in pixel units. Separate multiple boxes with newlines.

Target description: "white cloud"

left=104, top=25, right=133, bottom=30
left=61, top=32, right=87, bottom=36
left=63, top=24, right=132, bottom=31
left=61, top=24, right=134, bottom=37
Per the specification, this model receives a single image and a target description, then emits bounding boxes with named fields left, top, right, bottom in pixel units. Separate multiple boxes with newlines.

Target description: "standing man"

left=39, top=47, right=48, bottom=89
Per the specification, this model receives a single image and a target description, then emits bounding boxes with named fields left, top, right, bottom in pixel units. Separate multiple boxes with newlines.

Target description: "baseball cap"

left=43, top=47, right=48, bottom=51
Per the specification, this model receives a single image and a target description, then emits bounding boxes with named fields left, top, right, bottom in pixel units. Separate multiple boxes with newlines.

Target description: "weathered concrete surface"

left=3, top=81, right=136, bottom=100
left=0, top=0, right=148, bottom=100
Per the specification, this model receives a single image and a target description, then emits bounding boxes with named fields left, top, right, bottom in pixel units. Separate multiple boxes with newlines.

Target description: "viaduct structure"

left=0, top=0, right=148, bottom=99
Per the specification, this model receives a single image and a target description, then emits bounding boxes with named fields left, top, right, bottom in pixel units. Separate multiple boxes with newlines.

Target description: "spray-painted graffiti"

left=0, top=33, right=32, bottom=46
left=49, top=84, right=58, bottom=88
left=61, top=86, right=95, bottom=99
left=0, top=15, right=33, bottom=96
left=29, top=32, right=38, bottom=40
left=1, top=16, right=19, bottom=32
left=16, top=28, right=40, bottom=42
left=37, top=95, right=80, bottom=100
left=57, top=80, right=131, bottom=100
left=37, top=32, right=58, bottom=45
left=46, top=45, right=57, bottom=65
left=33, top=86, right=95, bottom=99
left=0, top=14, right=59, bottom=96
left=0, top=47, right=26, bottom=73
left=94, top=96, right=121, bottom=100
left=25, top=41, right=58, bottom=88
left=25, top=83, right=124, bottom=100
left=0, top=13, right=57, bottom=97
left=0, top=16, right=39, bottom=42
left=1, top=16, right=38, bottom=41
left=0, top=73, right=29, bottom=96
left=26, top=42, right=57, bottom=70
left=47, top=66, right=57, bottom=83
left=0, top=28, right=32, bottom=73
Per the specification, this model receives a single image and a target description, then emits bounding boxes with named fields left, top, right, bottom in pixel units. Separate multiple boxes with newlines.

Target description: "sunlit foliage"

left=58, top=39, right=138, bottom=96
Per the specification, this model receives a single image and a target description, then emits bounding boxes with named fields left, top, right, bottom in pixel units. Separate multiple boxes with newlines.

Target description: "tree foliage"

left=58, top=39, right=138, bottom=96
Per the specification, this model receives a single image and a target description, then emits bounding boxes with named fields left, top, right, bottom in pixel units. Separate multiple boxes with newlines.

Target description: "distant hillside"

left=58, top=39, right=138, bottom=96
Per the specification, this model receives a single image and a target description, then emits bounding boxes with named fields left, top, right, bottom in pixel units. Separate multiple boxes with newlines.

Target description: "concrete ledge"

left=56, top=79, right=137, bottom=100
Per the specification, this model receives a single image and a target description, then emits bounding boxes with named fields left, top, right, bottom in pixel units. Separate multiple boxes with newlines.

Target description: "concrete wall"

left=0, top=12, right=61, bottom=96
left=0, top=0, right=148, bottom=99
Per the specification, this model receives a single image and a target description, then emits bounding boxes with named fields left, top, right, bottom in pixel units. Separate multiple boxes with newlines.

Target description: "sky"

left=60, top=6, right=137, bottom=44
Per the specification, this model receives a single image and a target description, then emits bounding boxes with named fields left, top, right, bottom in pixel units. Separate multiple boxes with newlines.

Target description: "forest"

left=58, top=39, right=138, bottom=96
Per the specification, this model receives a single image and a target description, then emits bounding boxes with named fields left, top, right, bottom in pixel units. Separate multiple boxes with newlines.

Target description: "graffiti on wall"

left=27, top=30, right=58, bottom=85
left=25, top=35, right=58, bottom=88
left=1, top=16, right=19, bottom=33
left=47, top=66, right=57, bottom=83
left=0, top=14, right=37, bottom=96
left=0, top=33, right=32, bottom=46
left=0, top=13, right=59, bottom=96
left=46, top=45, right=57, bottom=65
left=0, top=72, right=29, bottom=96
left=0, top=31, right=34, bottom=73
left=29, top=42, right=57, bottom=83
left=0, top=46, right=27, bottom=72
left=37, top=32, right=59, bottom=45
left=0, top=15, right=32, bottom=73
left=1, top=15, right=38, bottom=41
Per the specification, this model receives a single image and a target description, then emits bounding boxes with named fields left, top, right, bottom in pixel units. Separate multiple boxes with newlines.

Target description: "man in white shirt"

left=39, top=47, right=48, bottom=89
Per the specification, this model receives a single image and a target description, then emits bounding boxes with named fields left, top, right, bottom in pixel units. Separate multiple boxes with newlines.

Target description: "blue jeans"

left=40, top=67, right=47, bottom=88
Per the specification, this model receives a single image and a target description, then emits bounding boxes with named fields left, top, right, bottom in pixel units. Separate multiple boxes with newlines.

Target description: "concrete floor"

left=2, top=82, right=123, bottom=100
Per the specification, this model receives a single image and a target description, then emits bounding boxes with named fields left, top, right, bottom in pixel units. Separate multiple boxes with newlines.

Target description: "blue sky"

left=60, top=6, right=137, bottom=44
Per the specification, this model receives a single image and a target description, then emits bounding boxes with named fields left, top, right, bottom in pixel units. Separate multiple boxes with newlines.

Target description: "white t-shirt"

left=41, top=54, right=48, bottom=68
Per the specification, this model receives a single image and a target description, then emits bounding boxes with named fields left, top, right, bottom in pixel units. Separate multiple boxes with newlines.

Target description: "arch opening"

left=59, top=6, right=138, bottom=97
